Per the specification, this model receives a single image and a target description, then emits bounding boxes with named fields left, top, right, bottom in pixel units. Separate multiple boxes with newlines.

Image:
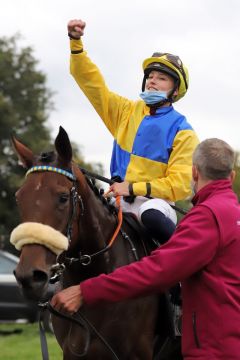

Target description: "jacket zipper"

left=192, top=312, right=201, bottom=348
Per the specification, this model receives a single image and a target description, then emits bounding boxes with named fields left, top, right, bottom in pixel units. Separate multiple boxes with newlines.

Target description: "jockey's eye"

left=59, top=194, right=69, bottom=204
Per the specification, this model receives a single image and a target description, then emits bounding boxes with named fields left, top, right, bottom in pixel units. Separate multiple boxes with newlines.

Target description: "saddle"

left=122, top=211, right=159, bottom=255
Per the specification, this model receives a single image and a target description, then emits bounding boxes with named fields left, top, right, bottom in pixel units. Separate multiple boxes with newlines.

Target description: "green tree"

left=0, top=35, right=103, bottom=251
left=0, top=34, right=53, bottom=251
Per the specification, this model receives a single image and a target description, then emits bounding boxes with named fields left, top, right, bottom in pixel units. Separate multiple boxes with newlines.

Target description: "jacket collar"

left=155, top=105, right=173, bottom=115
left=192, top=179, right=233, bottom=206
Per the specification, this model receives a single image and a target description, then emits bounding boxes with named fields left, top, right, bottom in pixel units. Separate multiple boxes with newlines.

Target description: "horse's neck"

left=80, top=187, right=117, bottom=252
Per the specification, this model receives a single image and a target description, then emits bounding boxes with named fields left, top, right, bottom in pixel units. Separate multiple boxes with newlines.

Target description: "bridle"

left=66, top=185, right=84, bottom=242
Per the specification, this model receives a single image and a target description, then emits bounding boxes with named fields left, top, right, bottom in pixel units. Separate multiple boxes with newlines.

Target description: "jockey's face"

left=145, top=70, right=178, bottom=96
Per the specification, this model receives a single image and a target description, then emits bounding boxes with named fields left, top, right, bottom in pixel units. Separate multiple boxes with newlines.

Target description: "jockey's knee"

left=141, top=208, right=176, bottom=245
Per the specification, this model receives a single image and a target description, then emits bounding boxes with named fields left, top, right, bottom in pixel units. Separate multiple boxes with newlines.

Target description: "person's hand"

left=67, top=19, right=86, bottom=39
left=105, top=181, right=130, bottom=197
left=51, top=285, right=83, bottom=314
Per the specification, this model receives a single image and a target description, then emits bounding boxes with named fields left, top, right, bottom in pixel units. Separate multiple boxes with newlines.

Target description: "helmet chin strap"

left=147, top=99, right=170, bottom=115
left=146, top=81, right=179, bottom=115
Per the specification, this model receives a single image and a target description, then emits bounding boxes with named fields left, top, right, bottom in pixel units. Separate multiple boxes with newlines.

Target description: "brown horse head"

left=11, top=126, right=89, bottom=300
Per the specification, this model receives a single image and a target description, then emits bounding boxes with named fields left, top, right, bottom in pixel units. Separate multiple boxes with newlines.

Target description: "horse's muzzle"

left=14, top=267, right=50, bottom=302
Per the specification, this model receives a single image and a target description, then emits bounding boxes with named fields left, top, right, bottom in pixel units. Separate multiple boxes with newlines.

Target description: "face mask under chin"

left=139, top=90, right=168, bottom=105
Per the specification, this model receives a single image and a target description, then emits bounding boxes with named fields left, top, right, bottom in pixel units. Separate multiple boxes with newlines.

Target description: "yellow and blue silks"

left=69, top=39, right=199, bottom=202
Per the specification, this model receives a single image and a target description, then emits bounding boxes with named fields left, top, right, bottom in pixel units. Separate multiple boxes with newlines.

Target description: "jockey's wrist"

left=128, top=183, right=135, bottom=196
left=70, top=37, right=84, bottom=54
left=68, top=32, right=81, bottom=40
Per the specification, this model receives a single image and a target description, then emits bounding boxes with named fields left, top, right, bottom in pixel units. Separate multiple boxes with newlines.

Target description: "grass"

left=0, top=322, right=62, bottom=359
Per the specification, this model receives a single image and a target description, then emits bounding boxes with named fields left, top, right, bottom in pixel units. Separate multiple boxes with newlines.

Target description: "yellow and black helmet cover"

left=142, top=52, right=189, bottom=102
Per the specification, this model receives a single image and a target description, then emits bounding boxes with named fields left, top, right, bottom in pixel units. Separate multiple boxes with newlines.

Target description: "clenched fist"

left=68, top=19, right=86, bottom=39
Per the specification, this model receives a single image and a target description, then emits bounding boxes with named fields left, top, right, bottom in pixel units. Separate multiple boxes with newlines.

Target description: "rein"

left=38, top=302, right=120, bottom=360
left=79, top=166, right=113, bottom=185
left=79, top=166, right=188, bottom=215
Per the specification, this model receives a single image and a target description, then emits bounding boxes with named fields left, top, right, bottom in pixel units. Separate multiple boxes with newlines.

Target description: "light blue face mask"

left=139, top=90, right=168, bottom=105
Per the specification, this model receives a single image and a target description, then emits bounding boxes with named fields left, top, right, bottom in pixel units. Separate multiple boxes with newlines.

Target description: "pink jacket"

left=81, top=180, right=240, bottom=359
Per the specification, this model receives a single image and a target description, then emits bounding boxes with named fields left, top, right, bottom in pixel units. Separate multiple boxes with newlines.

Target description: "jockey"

left=67, top=19, right=199, bottom=245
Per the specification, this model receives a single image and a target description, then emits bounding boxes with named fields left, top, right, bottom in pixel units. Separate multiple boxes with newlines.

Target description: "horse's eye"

left=59, top=194, right=69, bottom=204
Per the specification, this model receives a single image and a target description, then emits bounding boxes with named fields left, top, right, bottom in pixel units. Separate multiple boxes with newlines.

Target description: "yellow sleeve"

left=132, top=130, right=199, bottom=201
left=69, top=39, right=133, bottom=137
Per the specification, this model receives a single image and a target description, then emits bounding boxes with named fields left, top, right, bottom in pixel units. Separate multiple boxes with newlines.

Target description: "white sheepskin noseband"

left=10, top=222, right=69, bottom=255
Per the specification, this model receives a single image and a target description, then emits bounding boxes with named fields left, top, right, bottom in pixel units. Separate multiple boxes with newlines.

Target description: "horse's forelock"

left=39, top=151, right=55, bottom=163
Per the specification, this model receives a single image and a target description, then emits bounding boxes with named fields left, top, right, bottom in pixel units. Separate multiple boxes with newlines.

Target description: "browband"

left=26, top=166, right=76, bottom=181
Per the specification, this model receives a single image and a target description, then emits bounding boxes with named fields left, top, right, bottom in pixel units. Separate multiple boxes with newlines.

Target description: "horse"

left=10, top=126, right=182, bottom=360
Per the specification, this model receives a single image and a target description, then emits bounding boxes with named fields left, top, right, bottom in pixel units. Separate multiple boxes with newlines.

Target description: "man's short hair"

left=192, top=138, right=235, bottom=180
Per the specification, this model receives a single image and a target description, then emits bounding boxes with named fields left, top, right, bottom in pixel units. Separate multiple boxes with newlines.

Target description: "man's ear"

left=230, top=170, right=236, bottom=183
left=192, top=165, right=199, bottom=182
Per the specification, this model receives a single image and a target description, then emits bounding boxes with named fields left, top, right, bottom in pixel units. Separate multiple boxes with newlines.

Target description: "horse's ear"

left=11, top=136, right=34, bottom=168
left=55, top=126, right=72, bottom=165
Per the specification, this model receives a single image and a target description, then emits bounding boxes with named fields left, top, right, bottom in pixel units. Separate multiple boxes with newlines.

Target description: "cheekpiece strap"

left=26, top=166, right=76, bottom=181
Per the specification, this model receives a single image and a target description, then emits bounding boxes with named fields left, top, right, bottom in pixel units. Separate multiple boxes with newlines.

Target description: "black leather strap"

left=71, top=49, right=83, bottom=54
left=128, top=183, right=134, bottom=196
left=39, top=309, right=49, bottom=360
left=145, top=183, right=151, bottom=197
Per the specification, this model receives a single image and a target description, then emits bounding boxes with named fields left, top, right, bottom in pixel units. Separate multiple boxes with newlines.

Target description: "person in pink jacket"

left=51, top=138, right=240, bottom=360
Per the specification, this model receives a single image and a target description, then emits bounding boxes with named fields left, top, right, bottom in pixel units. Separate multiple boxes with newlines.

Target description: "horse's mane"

left=84, top=175, right=117, bottom=214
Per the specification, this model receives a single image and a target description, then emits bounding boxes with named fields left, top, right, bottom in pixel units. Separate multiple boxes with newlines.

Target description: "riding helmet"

left=142, top=52, right=189, bottom=102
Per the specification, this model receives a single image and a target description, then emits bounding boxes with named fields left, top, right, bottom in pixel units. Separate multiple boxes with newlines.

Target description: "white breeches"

left=120, top=196, right=177, bottom=225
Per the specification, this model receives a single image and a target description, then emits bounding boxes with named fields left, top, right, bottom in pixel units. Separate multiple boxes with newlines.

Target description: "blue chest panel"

left=132, top=107, right=191, bottom=163
left=110, top=106, right=192, bottom=179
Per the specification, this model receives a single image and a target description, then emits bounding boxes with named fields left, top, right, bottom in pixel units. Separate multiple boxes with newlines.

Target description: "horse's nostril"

left=15, top=270, right=48, bottom=289
left=14, top=270, right=49, bottom=301
left=32, top=270, right=48, bottom=284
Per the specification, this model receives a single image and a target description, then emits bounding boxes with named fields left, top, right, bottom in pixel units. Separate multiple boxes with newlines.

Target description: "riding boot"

left=141, top=208, right=176, bottom=247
